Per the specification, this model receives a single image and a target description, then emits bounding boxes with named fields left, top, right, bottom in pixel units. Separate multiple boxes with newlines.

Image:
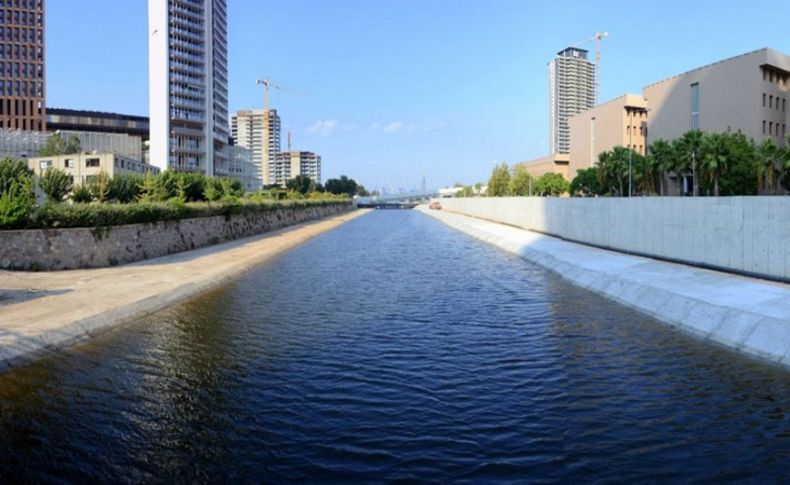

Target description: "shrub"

left=0, top=157, right=33, bottom=194
left=0, top=177, right=34, bottom=229
left=534, top=173, right=570, bottom=197
left=71, top=185, right=93, bottom=203
left=109, top=174, right=143, bottom=203
left=89, top=171, right=112, bottom=203
left=39, top=168, right=74, bottom=203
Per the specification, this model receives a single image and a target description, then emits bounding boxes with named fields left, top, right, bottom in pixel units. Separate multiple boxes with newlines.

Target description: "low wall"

left=0, top=202, right=353, bottom=271
left=437, top=197, right=790, bottom=281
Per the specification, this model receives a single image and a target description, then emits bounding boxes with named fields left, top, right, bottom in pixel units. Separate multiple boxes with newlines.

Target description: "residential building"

left=643, top=47, right=790, bottom=146
left=46, top=108, right=150, bottom=140
left=271, top=150, right=321, bottom=188
left=549, top=47, right=596, bottom=154
left=1, top=128, right=143, bottom=161
left=228, top=143, right=261, bottom=192
left=27, top=152, right=160, bottom=186
left=148, top=0, right=229, bottom=176
left=0, top=0, right=46, bottom=131
left=515, top=153, right=570, bottom=181
left=568, top=94, right=648, bottom=180
left=230, top=108, right=280, bottom=187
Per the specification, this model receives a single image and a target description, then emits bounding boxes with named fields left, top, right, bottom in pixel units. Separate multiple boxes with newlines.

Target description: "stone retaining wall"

left=0, top=203, right=353, bottom=271
left=437, top=197, right=790, bottom=282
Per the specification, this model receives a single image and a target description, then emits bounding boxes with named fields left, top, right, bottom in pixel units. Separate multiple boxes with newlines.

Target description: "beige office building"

left=568, top=94, right=648, bottom=179
left=515, top=153, right=570, bottom=181
left=271, top=150, right=321, bottom=188
left=643, top=47, right=789, bottom=145
left=27, top=152, right=160, bottom=186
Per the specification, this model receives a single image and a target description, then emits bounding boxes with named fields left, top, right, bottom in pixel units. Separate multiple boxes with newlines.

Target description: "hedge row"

left=17, top=199, right=352, bottom=230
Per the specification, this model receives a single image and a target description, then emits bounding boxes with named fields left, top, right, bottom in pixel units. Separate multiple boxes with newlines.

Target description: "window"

left=64, top=158, right=74, bottom=168
left=690, top=83, right=700, bottom=130
left=769, top=95, right=773, bottom=109
left=86, top=158, right=100, bottom=168
left=39, top=160, right=51, bottom=170
left=763, top=93, right=766, bottom=107
left=763, top=120, right=766, bottom=134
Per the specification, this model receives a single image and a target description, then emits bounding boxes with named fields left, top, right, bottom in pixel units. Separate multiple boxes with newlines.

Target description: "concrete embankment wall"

left=438, top=197, right=790, bottom=282
left=0, top=202, right=353, bottom=271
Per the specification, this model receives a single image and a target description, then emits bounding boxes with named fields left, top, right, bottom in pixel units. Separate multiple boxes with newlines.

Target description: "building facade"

left=0, top=0, right=45, bottom=131
left=515, top=153, right=570, bottom=182
left=148, top=0, right=229, bottom=176
left=271, top=150, right=321, bottom=188
left=27, top=152, right=160, bottom=186
left=228, top=143, right=261, bottom=192
left=568, top=94, right=648, bottom=180
left=549, top=47, right=595, bottom=154
left=230, top=108, right=280, bottom=187
left=46, top=108, right=150, bottom=140
left=643, top=48, right=789, bottom=146
left=1, top=128, right=143, bottom=161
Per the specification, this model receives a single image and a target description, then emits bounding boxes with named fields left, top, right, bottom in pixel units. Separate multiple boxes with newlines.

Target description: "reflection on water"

left=1, top=211, right=789, bottom=482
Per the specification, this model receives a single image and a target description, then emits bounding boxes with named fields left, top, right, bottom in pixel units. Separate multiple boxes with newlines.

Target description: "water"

left=1, top=210, right=789, bottom=482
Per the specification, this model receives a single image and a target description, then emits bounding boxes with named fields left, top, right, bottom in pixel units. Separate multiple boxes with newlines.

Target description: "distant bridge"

left=354, top=190, right=438, bottom=209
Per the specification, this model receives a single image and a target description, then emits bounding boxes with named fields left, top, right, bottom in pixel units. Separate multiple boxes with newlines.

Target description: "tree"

left=631, top=150, right=656, bottom=195
left=700, top=132, right=731, bottom=196
left=89, top=170, right=111, bottom=203
left=65, top=135, right=82, bottom=154
left=675, top=130, right=704, bottom=196
left=533, top=172, right=569, bottom=196
left=39, top=168, right=73, bottom=203
left=39, top=133, right=67, bottom=156
left=324, top=175, right=358, bottom=196
left=487, top=163, right=510, bottom=197
left=569, top=167, right=605, bottom=196
left=355, top=184, right=369, bottom=197
left=458, top=185, right=475, bottom=197
left=0, top=158, right=34, bottom=228
left=648, top=139, right=675, bottom=196
left=508, top=166, right=533, bottom=196
left=286, top=174, right=315, bottom=194
left=596, top=147, right=630, bottom=196
left=756, top=138, right=783, bottom=194
left=109, top=174, right=143, bottom=203
left=138, top=172, right=167, bottom=202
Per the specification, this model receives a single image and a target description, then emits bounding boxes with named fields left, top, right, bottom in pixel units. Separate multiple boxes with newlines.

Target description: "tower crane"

left=254, top=77, right=304, bottom=186
left=570, top=31, right=608, bottom=103
left=255, top=77, right=304, bottom=113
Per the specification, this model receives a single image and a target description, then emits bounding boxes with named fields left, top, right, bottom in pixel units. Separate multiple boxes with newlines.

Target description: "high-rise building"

left=549, top=47, right=596, bottom=154
left=230, top=108, right=280, bottom=187
left=0, top=0, right=46, bottom=131
left=148, top=0, right=229, bottom=176
left=271, top=150, right=321, bottom=188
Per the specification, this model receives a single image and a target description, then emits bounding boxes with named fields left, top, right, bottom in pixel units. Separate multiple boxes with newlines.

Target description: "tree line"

left=571, top=131, right=790, bottom=197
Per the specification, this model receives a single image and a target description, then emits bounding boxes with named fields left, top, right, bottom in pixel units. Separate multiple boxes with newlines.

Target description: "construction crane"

left=253, top=78, right=304, bottom=187
left=255, top=77, right=304, bottom=113
left=570, top=31, right=608, bottom=103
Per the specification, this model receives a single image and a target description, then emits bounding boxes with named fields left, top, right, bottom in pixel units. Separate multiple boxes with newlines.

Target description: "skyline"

left=47, top=0, right=790, bottom=190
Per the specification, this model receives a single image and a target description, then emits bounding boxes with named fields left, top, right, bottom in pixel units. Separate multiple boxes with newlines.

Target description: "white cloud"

left=306, top=119, right=339, bottom=137
left=382, top=121, right=404, bottom=133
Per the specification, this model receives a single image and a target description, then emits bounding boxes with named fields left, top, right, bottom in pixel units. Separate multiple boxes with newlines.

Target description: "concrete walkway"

left=420, top=207, right=790, bottom=369
left=0, top=210, right=369, bottom=370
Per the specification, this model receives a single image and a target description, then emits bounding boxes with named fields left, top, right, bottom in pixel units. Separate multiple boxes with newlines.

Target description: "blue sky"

left=47, top=1, right=790, bottom=191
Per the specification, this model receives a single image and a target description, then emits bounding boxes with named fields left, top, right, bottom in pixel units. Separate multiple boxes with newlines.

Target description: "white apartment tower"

left=148, top=0, right=229, bottom=176
left=230, top=108, right=281, bottom=186
left=549, top=47, right=596, bottom=154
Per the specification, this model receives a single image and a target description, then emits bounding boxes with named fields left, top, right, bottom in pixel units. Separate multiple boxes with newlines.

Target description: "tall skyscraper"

left=148, top=0, right=229, bottom=176
left=549, top=47, right=595, bottom=154
left=0, top=0, right=46, bottom=131
left=230, top=108, right=280, bottom=186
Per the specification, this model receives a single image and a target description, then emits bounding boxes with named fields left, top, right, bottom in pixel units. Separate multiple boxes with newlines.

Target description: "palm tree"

left=756, top=138, right=782, bottom=194
left=632, top=151, right=656, bottom=195
left=700, top=132, right=730, bottom=196
left=676, top=130, right=704, bottom=196
left=648, top=139, right=675, bottom=196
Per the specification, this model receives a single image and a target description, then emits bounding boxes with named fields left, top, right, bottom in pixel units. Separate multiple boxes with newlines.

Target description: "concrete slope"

left=0, top=210, right=370, bottom=371
left=420, top=207, right=790, bottom=369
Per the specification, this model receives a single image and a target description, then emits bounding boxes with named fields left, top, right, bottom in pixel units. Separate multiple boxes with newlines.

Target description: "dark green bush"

left=0, top=158, right=35, bottom=228
left=39, top=168, right=74, bottom=203
left=22, top=199, right=351, bottom=229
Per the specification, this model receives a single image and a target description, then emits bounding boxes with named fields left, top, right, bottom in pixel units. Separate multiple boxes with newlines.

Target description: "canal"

left=1, top=210, right=789, bottom=482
